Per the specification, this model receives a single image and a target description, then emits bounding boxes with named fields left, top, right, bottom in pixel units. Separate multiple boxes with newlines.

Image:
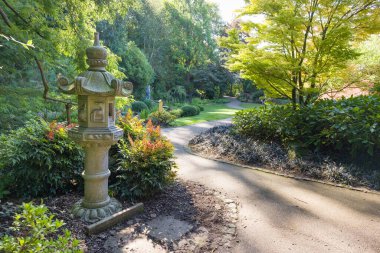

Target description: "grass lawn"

left=240, top=102, right=263, bottom=109
left=171, top=103, right=240, bottom=127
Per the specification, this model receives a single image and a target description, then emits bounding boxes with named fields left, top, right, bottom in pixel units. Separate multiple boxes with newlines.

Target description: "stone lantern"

left=58, top=32, right=133, bottom=222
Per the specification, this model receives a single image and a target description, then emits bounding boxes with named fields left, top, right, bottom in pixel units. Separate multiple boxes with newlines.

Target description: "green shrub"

left=0, top=202, right=81, bottom=253
left=112, top=119, right=177, bottom=200
left=170, top=109, right=184, bottom=118
left=143, top=99, right=154, bottom=109
left=131, top=101, right=148, bottom=113
left=251, top=90, right=265, bottom=100
left=191, top=98, right=210, bottom=106
left=195, top=105, right=204, bottom=111
left=0, top=118, right=83, bottom=198
left=148, top=110, right=176, bottom=126
left=233, top=96, right=380, bottom=167
left=117, top=109, right=145, bottom=140
left=181, top=105, right=200, bottom=117
left=212, top=98, right=230, bottom=104
left=140, top=109, right=149, bottom=120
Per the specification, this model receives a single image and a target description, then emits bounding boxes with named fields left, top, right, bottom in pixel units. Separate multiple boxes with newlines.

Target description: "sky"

left=207, top=0, right=247, bottom=23
left=207, top=0, right=265, bottom=24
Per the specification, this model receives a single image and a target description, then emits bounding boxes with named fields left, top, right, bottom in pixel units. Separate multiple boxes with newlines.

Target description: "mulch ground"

left=0, top=180, right=239, bottom=252
left=189, top=125, right=380, bottom=191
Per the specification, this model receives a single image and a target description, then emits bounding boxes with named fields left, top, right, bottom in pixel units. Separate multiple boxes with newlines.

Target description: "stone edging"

left=184, top=145, right=380, bottom=196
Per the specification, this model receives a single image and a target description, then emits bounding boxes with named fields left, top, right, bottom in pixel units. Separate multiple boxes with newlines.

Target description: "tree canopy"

left=220, top=0, right=380, bottom=106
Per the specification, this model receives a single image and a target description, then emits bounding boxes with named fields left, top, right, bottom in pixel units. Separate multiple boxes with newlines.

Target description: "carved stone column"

left=72, top=142, right=121, bottom=222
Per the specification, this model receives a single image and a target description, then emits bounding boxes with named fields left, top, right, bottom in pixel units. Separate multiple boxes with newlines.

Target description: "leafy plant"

left=131, top=101, right=149, bottom=113
left=143, top=99, right=154, bottom=109
left=140, top=109, right=150, bottom=120
left=181, top=105, right=200, bottom=117
left=0, top=118, right=83, bottom=198
left=112, top=118, right=177, bottom=200
left=117, top=109, right=145, bottom=140
left=234, top=96, right=380, bottom=167
left=0, top=202, right=81, bottom=253
left=148, top=110, right=176, bottom=126
left=170, top=109, right=184, bottom=118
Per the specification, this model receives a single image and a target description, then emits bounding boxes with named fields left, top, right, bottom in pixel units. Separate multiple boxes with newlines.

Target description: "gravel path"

left=162, top=97, right=380, bottom=253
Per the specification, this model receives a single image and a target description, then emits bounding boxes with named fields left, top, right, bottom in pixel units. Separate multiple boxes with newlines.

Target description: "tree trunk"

left=292, top=88, right=297, bottom=109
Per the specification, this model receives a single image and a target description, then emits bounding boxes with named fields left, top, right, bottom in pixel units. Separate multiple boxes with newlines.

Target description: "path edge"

left=184, top=145, right=380, bottom=196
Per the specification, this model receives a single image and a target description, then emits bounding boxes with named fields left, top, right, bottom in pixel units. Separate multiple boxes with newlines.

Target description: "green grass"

left=171, top=103, right=239, bottom=127
left=240, top=102, right=263, bottom=109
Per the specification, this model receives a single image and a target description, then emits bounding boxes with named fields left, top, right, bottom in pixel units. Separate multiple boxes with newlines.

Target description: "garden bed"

left=189, top=125, right=380, bottom=191
left=0, top=180, right=239, bottom=252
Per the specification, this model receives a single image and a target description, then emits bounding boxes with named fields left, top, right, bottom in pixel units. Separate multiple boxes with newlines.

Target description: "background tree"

left=220, top=0, right=380, bottom=107
left=120, top=41, right=155, bottom=99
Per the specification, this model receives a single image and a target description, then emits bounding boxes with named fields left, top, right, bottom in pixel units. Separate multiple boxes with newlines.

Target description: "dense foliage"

left=131, top=101, right=149, bottom=113
left=220, top=0, right=380, bottom=106
left=119, top=41, right=155, bottom=98
left=0, top=0, right=234, bottom=133
left=234, top=96, right=380, bottom=168
left=148, top=110, right=176, bottom=126
left=0, top=119, right=83, bottom=198
left=0, top=87, right=67, bottom=132
left=0, top=203, right=81, bottom=252
left=180, top=105, right=200, bottom=117
left=99, top=0, right=226, bottom=101
left=111, top=111, right=176, bottom=200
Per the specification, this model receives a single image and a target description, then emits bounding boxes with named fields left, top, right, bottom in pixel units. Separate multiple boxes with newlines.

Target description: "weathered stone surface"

left=72, top=197, right=122, bottom=223
left=105, top=235, right=166, bottom=253
left=144, top=215, right=193, bottom=242
left=86, top=203, right=144, bottom=234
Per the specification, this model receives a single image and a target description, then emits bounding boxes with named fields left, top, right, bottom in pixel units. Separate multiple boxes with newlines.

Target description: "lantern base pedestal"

left=72, top=198, right=122, bottom=223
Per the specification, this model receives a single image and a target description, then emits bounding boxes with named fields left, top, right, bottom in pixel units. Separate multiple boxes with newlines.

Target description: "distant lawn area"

left=240, top=102, right=263, bottom=109
left=171, top=104, right=239, bottom=127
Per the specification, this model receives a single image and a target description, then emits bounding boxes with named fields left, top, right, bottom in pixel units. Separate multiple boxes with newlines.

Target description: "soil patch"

left=0, top=180, right=239, bottom=252
left=189, top=125, right=380, bottom=191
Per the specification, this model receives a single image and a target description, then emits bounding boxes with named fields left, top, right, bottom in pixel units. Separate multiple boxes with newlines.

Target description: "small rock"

left=227, top=223, right=236, bottom=228
left=223, top=199, right=234, bottom=204
left=228, top=203, right=236, bottom=209
left=150, top=213, right=157, bottom=218
left=225, top=227, right=236, bottom=235
left=214, top=204, right=221, bottom=210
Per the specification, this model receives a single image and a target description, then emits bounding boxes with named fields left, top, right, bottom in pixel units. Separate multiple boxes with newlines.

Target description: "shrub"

left=0, top=202, right=81, bottom=252
left=191, top=97, right=210, bottom=106
left=131, top=101, right=148, bottom=113
left=0, top=118, right=83, bottom=198
left=233, top=96, right=380, bottom=167
left=170, top=109, right=184, bottom=118
left=181, top=105, right=200, bottom=117
left=140, top=109, right=149, bottom=120
left=148, top=110, right=176, bottom=126
left=112, top=120, right=177, bottom=200
left=195, top=105, right=204, bottom=111
left=212, top=98, right=230, bottom=104
left=117, top=109, right=145, bottom=140
left=143, top=99, right=154, bottom=109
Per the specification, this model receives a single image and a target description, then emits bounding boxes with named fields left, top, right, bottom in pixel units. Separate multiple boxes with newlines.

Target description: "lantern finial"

left=94, top=32, right=100, bottom=46
left=86, top=31, right=107, bottom=71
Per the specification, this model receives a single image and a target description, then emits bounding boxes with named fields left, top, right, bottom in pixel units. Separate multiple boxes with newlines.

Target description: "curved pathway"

left=162, top=99, right=380, bottom=253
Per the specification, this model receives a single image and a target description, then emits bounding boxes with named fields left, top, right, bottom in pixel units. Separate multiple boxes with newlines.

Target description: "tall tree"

left=163, top=0, right=223, bottom=98
left=220, top=0, right=380, bottom=106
